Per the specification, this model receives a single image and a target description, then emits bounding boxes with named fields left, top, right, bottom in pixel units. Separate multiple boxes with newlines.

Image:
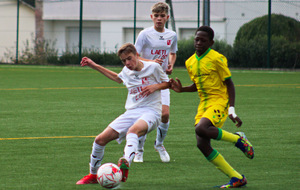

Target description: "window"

left=179, top=28, right=197, bottom=40
left=123, top=28, right=143, bottom=44
left=66, top=27, right=100, bottom=51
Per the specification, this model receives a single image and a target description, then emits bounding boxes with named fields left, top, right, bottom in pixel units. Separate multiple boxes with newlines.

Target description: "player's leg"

left=119, top=109, right=160, bottom=182
left=195, top=108, right=247, bottom=188
left=214, top=128, right=254, bottom=159
left=119, top=122, right=146, bottom=182
left=197, top=105, right=254, bottom=159
left=76, top=127, right=119, bottom=185
left=156, top=105, right=170, bottom=146
left=133, top=134, right=146, bottom=162
left=124, top=119, right=149, bottom=164
left=154, top=89, right=171, bottom=162
left=196, top=131, right=246, bottom=188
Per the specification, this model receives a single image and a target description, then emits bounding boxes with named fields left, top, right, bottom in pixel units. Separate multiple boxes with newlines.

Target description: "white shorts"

left=161, top=88, right=170, bottom=106
left=109, top=107, right=161, bottom=144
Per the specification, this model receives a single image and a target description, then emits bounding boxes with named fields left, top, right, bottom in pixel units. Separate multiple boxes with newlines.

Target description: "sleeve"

left=117, top=68, right=126, bottom=86
left=134, top=30, right=145, bottom=54
left=185, top=55, right=196, bottom=83
left=154, top=63, right=169, bottom=83
left=216, top=55, right=231, bottom=81
left=170, top=34, right=178, bottom=53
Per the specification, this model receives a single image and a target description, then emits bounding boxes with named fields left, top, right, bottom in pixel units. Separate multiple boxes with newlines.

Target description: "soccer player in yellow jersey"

left=170, top=26, right=254, bottom=188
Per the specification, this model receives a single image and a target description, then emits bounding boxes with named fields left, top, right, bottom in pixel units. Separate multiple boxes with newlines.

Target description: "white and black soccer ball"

left=97, top=163, right=122, bottom=189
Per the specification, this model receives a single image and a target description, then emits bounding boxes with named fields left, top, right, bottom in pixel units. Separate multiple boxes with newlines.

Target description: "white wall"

left=44, top=20, right=100, bottom=55
left=1, top=1, right=298, bottom=62
left=42, top=1, right=227, bottom=53
left=0, top=1, right=35, bottom=62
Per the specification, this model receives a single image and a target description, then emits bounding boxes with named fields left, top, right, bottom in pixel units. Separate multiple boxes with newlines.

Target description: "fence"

left=0, top=0, right=299, bottom=68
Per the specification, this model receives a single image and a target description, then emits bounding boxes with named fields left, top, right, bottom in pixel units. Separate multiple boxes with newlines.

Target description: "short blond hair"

left=151, top=2, right=169, bottom=14
left=117, top=43, right=137, bottom=57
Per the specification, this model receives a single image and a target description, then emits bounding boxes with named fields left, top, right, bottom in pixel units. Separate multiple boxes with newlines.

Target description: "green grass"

left=0, top=65, right=299, bottom=190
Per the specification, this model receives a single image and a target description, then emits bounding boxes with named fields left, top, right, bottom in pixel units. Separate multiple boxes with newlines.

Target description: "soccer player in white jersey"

left=134, top=2, right=178, bottom=163
left=76, top=43, right=170, bottom=184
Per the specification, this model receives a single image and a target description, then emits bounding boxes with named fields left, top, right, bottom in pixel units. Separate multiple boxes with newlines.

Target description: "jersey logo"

left=159, top=36, right=164, bottom=40
left=167, top=40, right=171, bottom=45
left=134, top=74, right=140, bottom=79
left=142, top=77, right=150, bottom=85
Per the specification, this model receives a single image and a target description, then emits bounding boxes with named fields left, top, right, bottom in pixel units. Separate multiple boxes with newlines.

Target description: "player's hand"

left=228, top=107, right=243, bottom=127
left=80, top=57, right=97, bottom=67
left=170, top=77, right=183, bottom=92
left=154, top=58, right=163, bottom=65
left=166, top=64, right=173, bottom=75
left=140, top=85, right=157, bottom=97
left=80, top=57, right=90, bottom=67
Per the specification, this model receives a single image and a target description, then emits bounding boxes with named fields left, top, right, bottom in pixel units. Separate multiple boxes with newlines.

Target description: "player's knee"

left=195, top=125, right=206, bottom=137
left=95, top=135, right=108, bottom=146
left=161, top=113, right=169, bottom=123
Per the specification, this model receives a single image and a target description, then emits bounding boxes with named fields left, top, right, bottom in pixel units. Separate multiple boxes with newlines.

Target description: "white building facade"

left=0, top=0, right=35, bottom=62
left=42, top=0, right=299, bottom=54
left=0, top=0, right=299, bottom=60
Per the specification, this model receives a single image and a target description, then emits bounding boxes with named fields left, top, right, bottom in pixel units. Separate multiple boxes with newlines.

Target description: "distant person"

left=170, top=26, right=254, bottom=188
left=76, top=43, right=170, bottom=184
left=134, top=1, right=178, bottom=163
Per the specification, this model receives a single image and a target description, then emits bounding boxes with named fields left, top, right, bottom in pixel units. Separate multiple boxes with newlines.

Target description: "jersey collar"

left=195, top=48, right=211, bottom=61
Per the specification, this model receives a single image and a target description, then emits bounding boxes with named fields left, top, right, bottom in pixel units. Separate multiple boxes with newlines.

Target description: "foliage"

left=233, top=14, right=300, bottom=68
left=4, top=14, right=300, bottom=68
left=176, top=36, right=195, bottom=66
left=235, top=14, right=300, bottom=43
left=4, top=35, right=58, bottom=65
left=175, top=37, right=234, bottom=67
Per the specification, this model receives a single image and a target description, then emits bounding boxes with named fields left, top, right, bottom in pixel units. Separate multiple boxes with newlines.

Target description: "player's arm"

left=137, top=53, right=163, bottom=65
left=224, top=78, right=242, bottom=127
left=80, top=57, right=122, bottom=84
left=140, top=81, right=170, bottom=97
left=166, top=53, right=176, bottom=75
left=170, top=78, right=197, bottom=93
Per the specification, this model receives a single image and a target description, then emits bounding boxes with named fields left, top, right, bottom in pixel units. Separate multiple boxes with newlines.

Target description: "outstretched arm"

left=169, top=78, right=197, bottom=93
left=80, top=57, right=123, bottom=84
left=224, top=78, right=242, bottom=127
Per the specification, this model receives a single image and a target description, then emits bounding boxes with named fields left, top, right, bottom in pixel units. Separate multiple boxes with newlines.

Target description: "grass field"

left=0, top=65, right=299, bottom=190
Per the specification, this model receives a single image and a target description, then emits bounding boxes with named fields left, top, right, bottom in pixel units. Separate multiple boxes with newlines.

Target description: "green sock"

left=216, top=128, right=239, bottom=143
left=206, top=149, right=243, bottom=179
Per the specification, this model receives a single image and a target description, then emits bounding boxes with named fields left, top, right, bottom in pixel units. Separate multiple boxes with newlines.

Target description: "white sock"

left=156, top=121, right=169, bottom=146
left=124, top=133, right=138, bottom=165
left=89, top=141, right=105, bottom=175
left=137, top=134, right=147, bottom=152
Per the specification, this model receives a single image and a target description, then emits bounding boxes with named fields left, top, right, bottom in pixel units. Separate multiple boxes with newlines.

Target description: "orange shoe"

left=118, top=157, right=130, bottom=182
left=76, top=173, right=97, bottom=185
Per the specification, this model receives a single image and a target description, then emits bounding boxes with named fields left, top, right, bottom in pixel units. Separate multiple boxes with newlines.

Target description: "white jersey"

left=118, top=60, right=169, bottom=113
left=135, top=26, right=178, bottom=72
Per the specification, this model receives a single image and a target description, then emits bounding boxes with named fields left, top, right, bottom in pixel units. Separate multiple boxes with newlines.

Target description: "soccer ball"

left=97, top=163, right=122, bottom=189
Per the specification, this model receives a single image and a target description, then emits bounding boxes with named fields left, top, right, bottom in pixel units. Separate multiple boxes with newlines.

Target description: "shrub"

left=233, top=14, right=300, bottom=68
left=175, top=36, right=195, bottom=66
left=175, top=37, right=233, bottom=67
left=4, top=35, right=59, bottom=65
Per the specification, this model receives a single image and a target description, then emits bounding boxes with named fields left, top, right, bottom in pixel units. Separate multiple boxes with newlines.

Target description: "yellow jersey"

left=185, top=48, right=231, bottom=108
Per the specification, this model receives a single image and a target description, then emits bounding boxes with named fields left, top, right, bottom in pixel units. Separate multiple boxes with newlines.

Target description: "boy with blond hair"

left=134, top=1, right=178, bottom=163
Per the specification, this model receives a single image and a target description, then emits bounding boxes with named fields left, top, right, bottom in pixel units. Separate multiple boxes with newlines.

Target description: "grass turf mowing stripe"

left=0, top=136, right=96, bottom=141
left=0, top=86, right=125, bottom=91
left=0, top=84, right=298, bottom=91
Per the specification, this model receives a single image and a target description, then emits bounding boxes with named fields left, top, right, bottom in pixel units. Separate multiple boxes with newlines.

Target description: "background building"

left=0, top=0, right=299, bottom=62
